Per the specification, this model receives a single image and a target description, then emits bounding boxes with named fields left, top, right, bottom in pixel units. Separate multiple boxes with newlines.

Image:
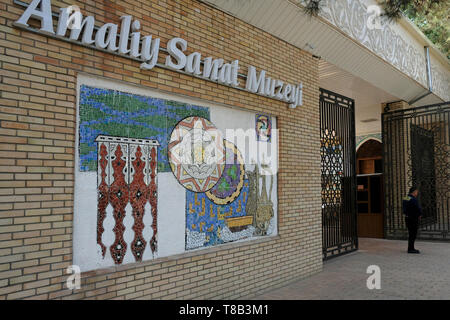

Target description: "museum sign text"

left=14, top=0, right=303, bottom=108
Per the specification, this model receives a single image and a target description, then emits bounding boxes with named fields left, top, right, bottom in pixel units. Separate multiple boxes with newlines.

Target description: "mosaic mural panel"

left=78, top=85, right=277, bottom=265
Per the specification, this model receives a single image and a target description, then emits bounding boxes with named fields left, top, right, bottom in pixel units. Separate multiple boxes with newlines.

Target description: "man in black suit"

left=402, top=186, right=423, bottom=254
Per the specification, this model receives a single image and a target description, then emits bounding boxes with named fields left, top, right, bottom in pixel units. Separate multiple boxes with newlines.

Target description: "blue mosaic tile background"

left=185, top=180, right=249, bottom=248
left=78, top=85, right=210, bottom=172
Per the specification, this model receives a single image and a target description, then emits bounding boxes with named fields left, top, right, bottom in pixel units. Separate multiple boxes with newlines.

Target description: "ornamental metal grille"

left=320, top=88, right=358, bottom=260
left=382, top=102, right=450, bottom=240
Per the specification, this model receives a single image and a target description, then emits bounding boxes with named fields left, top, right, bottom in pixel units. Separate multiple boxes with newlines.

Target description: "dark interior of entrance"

left=356, top=139, right=384, bottom=238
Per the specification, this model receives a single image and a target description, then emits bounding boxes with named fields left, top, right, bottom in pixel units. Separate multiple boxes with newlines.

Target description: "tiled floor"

left=248, top=238, right=450, bottom=300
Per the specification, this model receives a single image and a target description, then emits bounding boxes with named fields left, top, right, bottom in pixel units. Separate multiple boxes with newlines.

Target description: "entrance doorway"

left=356, top=139, right=384, bottom=238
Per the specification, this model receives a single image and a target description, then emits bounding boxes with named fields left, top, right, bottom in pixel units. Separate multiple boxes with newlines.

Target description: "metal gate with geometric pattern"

left=320, top=88, right=358, bottom=259
left=382, top=101, right=450, bottom=240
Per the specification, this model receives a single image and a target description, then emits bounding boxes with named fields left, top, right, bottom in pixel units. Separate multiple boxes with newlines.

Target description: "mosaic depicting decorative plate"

left=205, top=140, right=245, bottom=205
left=168, top=116, right=225, bottom=192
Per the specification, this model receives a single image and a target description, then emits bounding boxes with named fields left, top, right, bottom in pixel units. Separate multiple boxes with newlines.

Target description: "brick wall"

left=0, top=0, right=322, bottom=299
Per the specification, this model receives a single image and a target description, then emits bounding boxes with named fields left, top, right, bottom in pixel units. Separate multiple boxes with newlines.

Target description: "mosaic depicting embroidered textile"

left=96, top=136, right=159, bottom=264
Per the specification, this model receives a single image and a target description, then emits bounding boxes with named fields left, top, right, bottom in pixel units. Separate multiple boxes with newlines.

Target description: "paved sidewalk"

left=249, top=238, right=450, bottom=300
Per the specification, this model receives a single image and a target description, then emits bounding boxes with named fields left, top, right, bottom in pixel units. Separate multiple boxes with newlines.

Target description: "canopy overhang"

left=200, top=0, right=449, bottom=107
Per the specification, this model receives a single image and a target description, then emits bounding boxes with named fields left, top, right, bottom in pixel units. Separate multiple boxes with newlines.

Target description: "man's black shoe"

left=407, top=249, right=420, bottom=254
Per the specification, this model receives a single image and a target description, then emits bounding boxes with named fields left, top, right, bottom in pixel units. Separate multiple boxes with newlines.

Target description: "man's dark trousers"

left=405, top=216, right=419, bottom=251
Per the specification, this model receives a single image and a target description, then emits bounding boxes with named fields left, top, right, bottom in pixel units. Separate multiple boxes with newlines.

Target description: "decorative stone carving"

left=297, top=0, right=449, bottom=101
